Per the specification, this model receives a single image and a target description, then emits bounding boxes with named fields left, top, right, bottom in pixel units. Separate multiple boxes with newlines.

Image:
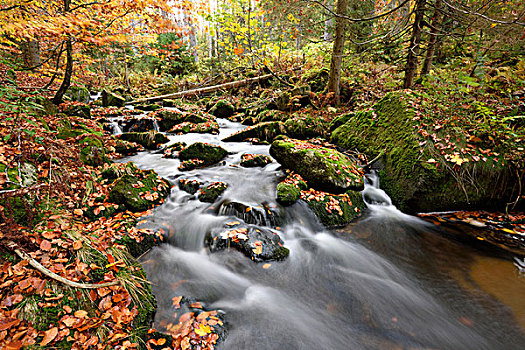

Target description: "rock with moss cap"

left=198, top=182, right=228, bottom=202
left=270, top=138, right=364, bottom=194
left=119, top=132, right=169, bottom=150
left=102, top=89, right=125, bottom=107
left=79, top=135, right=109, bottom=166
left=276, top=182, right=301, bottom=206
left=301, top=188, right=365, bottom=227
left=179, top=142, right=227, bottom=166
left=206, top=222, right=289, bottom=262
left=209, top=99, right=235, bottom=118
left=107, top=169, right=171, bottom=212
left=240, top=154, right=272, bottom=167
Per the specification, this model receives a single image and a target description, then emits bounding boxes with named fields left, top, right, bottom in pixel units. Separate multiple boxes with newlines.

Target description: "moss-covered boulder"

left=157, top=109, right=213, bottom=131
left=177, top=178, right=202, bottom=194
left=107, top=169, right=171, bottom=212
left=270, top=138, right=364, bottom=194
left=178, top=142, right=227, bottom=165
left=63, top=102, right=91, bottom=119
left=114, top=139, right=142, bottom=155
left=168, top=120, right=219, bottom=135
left=277, top=182, right=301, bottom=206
left=240, top=154, right=272, bottom=167
left=283, top=114, right=325, bottom=139
left=198, top=182, right=228, bottom=202
left=215, top=201, right=284, bottom=227
left=102, top=89, right=126, bottom=107
left=178, top=159, right=205, bottom=171
left=65, top=86, right=90, bottom=103
left=119, top=132, right=169, bottom=150
left=101, top=162, right=138, bottom=181
left=330, top=91, right=520, bottom=212
left=79, top=135, right=109, bottom=166
left=162, top=142, right=186, bottom=158
left=34, top=96, right=58, bottom=116
left=222, top=121, right=287, bottom=142
left=301, top=189, right=365, bottom=227
left=135, top=103, right=162, bottom=112
left=328, top=111, right=356, bottom=132
left=303, top=67, right=329, bottom=92
left=275, top=86, right=310, bottom=111
left=123, top=118, right=157, bottom=133
left=209, top=99, right=235, bottom=118
left=206, top=222, right=289, bottom=262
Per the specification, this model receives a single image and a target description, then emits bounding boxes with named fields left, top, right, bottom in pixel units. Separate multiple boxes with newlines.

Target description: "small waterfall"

left=153, top=119, right=160, bottom=132
left=362, top=171, right=392, bottom=206
left=111, top=121, right=123, bottom=135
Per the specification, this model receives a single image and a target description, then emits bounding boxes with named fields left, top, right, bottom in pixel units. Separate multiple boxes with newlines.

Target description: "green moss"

left=270, top=139, right=364, bottom=193
left=102, top=89, right=126, bottom=107
left=79, top=135, right=109, bottom=166
left=304, top=190, right=365, bottom=228
left=222, top=121, right=287, bottom=142
left=107, top=170, right=171, bottom=212
left=119, top=132, right=169, bottom=149
left=240, top=154, right=271, bottom=167
left=209, top=99, right=235, bottom=118
left=276, top=182, right=301, bottom=205
left=178, top=142, right=227, bottom=165
left=198, top=182, right=228, bottom=202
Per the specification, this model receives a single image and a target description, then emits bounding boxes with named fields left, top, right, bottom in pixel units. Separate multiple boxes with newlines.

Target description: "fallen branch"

left=130, top=69, right=300, bottom=104
left=6, top=241, right=120, bottom=289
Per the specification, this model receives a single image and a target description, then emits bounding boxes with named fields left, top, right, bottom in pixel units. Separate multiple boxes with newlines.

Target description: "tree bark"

left=52, top=37, right=72, bottom=104
left=327, top=0, right=348, bottom=105
left=20, top=40, right=41, bottom=69
left=52, top=0, right=72, bottom=104
left=403, top=0, right=426, bottom=89
left=420, top=0, right=442, bottom=76
left=324, top=0, right=334, bottom=41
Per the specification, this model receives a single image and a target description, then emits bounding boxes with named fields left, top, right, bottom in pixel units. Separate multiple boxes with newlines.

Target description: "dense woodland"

left=0, top=0, right=524, bottom=349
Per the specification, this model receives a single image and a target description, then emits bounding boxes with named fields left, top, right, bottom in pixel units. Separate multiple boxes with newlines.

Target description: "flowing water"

left=118, top=117, right=525, bottom=350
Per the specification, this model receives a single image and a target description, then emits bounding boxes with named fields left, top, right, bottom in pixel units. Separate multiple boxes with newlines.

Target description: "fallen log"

left=129, top=70, right=297, bottom=105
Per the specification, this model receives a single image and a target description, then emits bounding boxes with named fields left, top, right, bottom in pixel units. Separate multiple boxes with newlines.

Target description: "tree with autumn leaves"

left=0, top=0, right=184, bottom=103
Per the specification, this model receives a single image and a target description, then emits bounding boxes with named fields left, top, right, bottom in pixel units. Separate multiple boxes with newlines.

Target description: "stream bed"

left=119, top=118, right=525, bottom=349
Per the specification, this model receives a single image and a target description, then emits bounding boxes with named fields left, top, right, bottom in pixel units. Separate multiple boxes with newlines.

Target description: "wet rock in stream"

left=216, top=200, right=284, bottom=227
left=179, top=142, right=228, bottom=165
left=198, top=182, right=228, bottom=202
left=206, top=221, right=289, bottom=262
left=177, top=178, right=203, bottom=194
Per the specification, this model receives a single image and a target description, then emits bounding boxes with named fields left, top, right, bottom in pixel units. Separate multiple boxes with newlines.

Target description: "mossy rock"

left=303, top=67, right=329, bottom=92
left=63, top=103, right=91, bottom=119
left=162, top=142, right=187, bottom=158
left=177, top=178, right=202, bottom=194
left=107, top=170, right=171, bottom=212
left=240, top=154, right=272, bottom=167
left=157, top=109, right=211, bottom=131
left=114, top=139, right=141, bottom=155
left=222, top=121, right=287, bottom=142
left=303, top=190, right=365, bottom=228
left=168, top=121, right=219, bottom=135
left=206, top=223, right=289, bottom=262
left=283, top=115, right=325, bottom=139
left=179, top=142, right=227, bottom=166
left=102, top=89, right=126, bottom=107
left=198, top=182, right=228, bottom=202
left=79, top=135, right=109, bottom=166
left=275, top=86, right=310, bottom=111
left=119, top=132, right=169, bottom=150
left=101, top=162, right=138, bottom=181
left=330, top=91, right=520, bottom=212
left=276, top=182, right=301, bottom=206
left=270, top=138, right=364, bottom=194
left=329, top=111, right=356, bottom=132
left=65, top=86, right=90, bottom=103
left=209, top=99, right=235, bottom=118
left=116, top=233, right=163, bottom=258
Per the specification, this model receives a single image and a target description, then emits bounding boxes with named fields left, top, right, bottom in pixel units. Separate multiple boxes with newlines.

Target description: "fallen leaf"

left=40, top=327, right=58, bottom=346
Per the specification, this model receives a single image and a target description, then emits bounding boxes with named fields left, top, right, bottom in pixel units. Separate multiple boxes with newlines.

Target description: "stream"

left=118, top=117, right=525, bottom=349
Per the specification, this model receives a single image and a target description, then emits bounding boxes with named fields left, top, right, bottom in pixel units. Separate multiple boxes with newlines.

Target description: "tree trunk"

left=324, top=0, right=334, bottom=41
left=53, top=37, right=72, bottom=104
left=327, top=0, right=347, bottom=105
left=420, top=0, right=442, bottom=76
left=403, top=0, right=426, bottom=89
left=20, top=40, right=41, bottom=69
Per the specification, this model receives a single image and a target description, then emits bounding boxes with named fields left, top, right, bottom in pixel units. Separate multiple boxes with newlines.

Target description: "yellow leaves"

left=446, top=153, right=469, bottom=166
left=194, top=324, right=211, bottom=336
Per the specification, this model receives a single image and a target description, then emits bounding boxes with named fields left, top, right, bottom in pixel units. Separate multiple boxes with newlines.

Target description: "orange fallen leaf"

left=73, top=208, right=83, bottom=216
left=40, top=327, right=58, bottom=346
left=262, top=263, right=271, bottom=269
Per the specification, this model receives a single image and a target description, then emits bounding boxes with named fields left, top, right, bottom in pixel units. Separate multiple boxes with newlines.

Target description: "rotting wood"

left=129, top=69, right=299, bottom=104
